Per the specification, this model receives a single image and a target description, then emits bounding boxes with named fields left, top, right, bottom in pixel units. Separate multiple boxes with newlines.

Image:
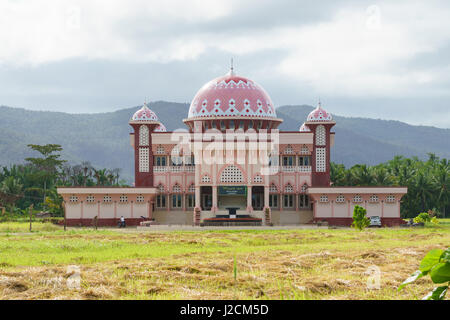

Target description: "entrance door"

left=252, top=186, right=264, bottom=210
left=202, top=194, right=212, bottom=210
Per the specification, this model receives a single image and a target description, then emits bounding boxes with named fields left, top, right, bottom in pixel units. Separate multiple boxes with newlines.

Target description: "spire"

left=227, top=58, right=235, bottom=76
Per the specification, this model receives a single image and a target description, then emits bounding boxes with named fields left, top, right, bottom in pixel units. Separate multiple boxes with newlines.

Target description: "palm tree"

left=433, top=165, right=449, bottom=218
left=0, top=177, right=24, bottom=213
left=372, top=167, right=395, bottom=186
left=81, top=161, right=93, bottom=187
left=330, top=163, right=346, bottom=186
left=413, top=170, right=436, bottom=212
left=351, top=164, right=374, bottom=186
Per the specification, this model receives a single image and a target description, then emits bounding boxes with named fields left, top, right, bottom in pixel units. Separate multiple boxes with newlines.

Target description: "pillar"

left=195, top=186, right=201, bottom=208
left=212, top=186, right=218, bottom=213
left=264, top=186, right=269, bottom=209
left=247, top=186, right=253, bottom=212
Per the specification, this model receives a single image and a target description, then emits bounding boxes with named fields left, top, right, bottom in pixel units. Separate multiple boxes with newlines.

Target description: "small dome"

left=299, top=123, right=311, bottom=132
left=306, top=102, right=333, bottom=122
left=187, top=70, right=277, bottom=119
left=131, top=103, right=159, bottom=122
left=154, top=123, right=167, bottom=132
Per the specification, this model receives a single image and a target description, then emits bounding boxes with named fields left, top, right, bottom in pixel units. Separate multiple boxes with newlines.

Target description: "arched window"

left=139, top=125, right=149, bottom=146
left=284, top=184, right=294, bottom=193
left=269, top=184, right=278, bottom=193
left=220, top=165, right=243, bottom=183
left=316, top=125, right=326, bottom=146
left=253, top=175, right=263, bottom=183
left=188, top=184, right=195, bottom=193
left=284, top=145, right=294, bottom=154
left=201, top=175, right=211, bottom=183
left=300, top=145, right=310, bottom=155
left=157, top=184, right=165, bottom=193
left=173, top=184, right=181, bottom=193
left=156, top=145, right=165, bottom=154
left=301, top=184, right=308, bottom=193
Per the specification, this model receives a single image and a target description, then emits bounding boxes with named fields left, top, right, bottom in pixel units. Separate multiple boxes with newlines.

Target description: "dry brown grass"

left=0, top=225, right=448, bottom=300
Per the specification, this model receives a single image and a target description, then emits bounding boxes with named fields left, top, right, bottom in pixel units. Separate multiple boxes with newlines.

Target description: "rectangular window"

left=186, top=194, right=195, bottom=208
left=299, top=194, right=309, bottom=208
left=316, top=148, right=326, bottom=172
left=154, top=156, right=166, bottom=166
left=156, top=195, right=166, bottom=208
left=139, top=148, right=149, bottom=172
left=283, top=194, right=294, bottom=208
left=269, top=194, right=278, bottom=208
left=172, top=194, right=182, bottom=208
left=282, top=156, right=294, bottom=166
left=185, top=155, right=195, bottom=166
left=298, top=156, right=311, bottom=166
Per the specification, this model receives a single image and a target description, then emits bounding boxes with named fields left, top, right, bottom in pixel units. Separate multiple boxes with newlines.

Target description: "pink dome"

left=306, top=102, right=333, bottom=122
left=154, top=123, right=167, bottom=132
left=299, top=123, right=311, bottom=132
left=187, top=71, right=277, bottom=119
left=131, top=103, right=159, bottom=122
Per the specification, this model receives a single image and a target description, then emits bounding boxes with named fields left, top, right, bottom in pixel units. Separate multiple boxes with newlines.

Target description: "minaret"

left=304, top=101, right=336, bottom=187
left=129, top=102, right=161, bottom=187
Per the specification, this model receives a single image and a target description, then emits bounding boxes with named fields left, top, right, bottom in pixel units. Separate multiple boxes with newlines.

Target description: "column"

left=195, top=186, right=201, bottom=208
left=264, top=186, right=269, bottom=209
left=212, top=186, right=218, bottom=213
left=247, top=186, right=252, bottom=212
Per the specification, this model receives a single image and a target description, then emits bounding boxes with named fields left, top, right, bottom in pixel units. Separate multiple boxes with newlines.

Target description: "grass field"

left=0, top=221, right=449, bottom=300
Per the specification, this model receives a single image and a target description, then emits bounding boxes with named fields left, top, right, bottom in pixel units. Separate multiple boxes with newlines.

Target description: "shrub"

left=351, top=205, right=370, bottom=231
left=413, top=212, right=431, bottom=224
left=399, top=248, right=450, bottom=300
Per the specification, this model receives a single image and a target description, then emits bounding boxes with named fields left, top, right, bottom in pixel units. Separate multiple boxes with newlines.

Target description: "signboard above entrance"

left=218, top=186, right=247, bottom=195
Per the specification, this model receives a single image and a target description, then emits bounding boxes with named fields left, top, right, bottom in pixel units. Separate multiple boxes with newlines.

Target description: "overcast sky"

left=0, top=0, right=449, bottom=128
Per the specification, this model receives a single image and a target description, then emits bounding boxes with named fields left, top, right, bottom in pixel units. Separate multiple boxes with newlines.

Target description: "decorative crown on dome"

left=306, top=101, right=333, bottom=122
left=187, top=66, right=278, bottom=120
left=299, top=123, right=311, bottom=132
left=130, top=102, right=159, bottom=122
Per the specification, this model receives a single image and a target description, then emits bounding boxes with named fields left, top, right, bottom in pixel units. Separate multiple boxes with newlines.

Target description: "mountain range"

left=1, top=102, right=449, bottom=181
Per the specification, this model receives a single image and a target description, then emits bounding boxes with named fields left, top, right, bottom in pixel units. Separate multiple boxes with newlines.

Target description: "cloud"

left=0, top=0, right=449, bottom=127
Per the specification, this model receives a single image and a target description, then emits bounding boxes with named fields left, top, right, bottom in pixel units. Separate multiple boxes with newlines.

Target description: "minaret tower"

left=129, top=102, right=161, bottom=187
left=304, top=101, right=336, bottom=187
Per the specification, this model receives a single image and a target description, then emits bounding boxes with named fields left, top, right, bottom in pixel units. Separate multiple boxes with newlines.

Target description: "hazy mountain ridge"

left=0, top=102, right=448, bottom=181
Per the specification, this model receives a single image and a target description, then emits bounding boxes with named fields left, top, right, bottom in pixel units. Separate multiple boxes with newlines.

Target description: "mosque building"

left=57, top=67, right=407, bottom=227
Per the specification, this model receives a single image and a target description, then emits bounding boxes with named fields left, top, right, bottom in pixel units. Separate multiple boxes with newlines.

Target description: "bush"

left=351, top=205, right=370, bottom=231
left=414, top=212, right=431, bottom=224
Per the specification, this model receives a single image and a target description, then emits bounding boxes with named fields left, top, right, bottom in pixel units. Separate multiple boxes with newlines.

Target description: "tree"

left=25, top=144, right=66, bottom=211
left=351, top=205, right=370, bottom=230
left=0, top=177, right=24, bottom=213
left=351, top=164, right=374, bottom=186
left=413, top=171, right=436, bottom=212
left=433, top=165, right=449, bottom=218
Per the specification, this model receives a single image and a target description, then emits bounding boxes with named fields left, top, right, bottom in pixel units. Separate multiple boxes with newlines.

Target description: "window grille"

left=139, top=148, right=149, bottom=172
left=316, top=148, right=326, bottom=172
left=316, top=125, right=326, bottom=146
left=139, top=125, right=149, bottom=146
left=220, top=165, right=243, bottom=183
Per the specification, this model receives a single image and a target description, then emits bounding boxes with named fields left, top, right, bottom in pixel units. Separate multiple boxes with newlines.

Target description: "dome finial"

left=228, top=58, right=235, bottom=76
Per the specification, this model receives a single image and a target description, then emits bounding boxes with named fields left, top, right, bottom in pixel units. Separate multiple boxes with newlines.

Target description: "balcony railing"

left=298, top=166, right=312, bottom=172
left=153, top=166, right=195, bottom=173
